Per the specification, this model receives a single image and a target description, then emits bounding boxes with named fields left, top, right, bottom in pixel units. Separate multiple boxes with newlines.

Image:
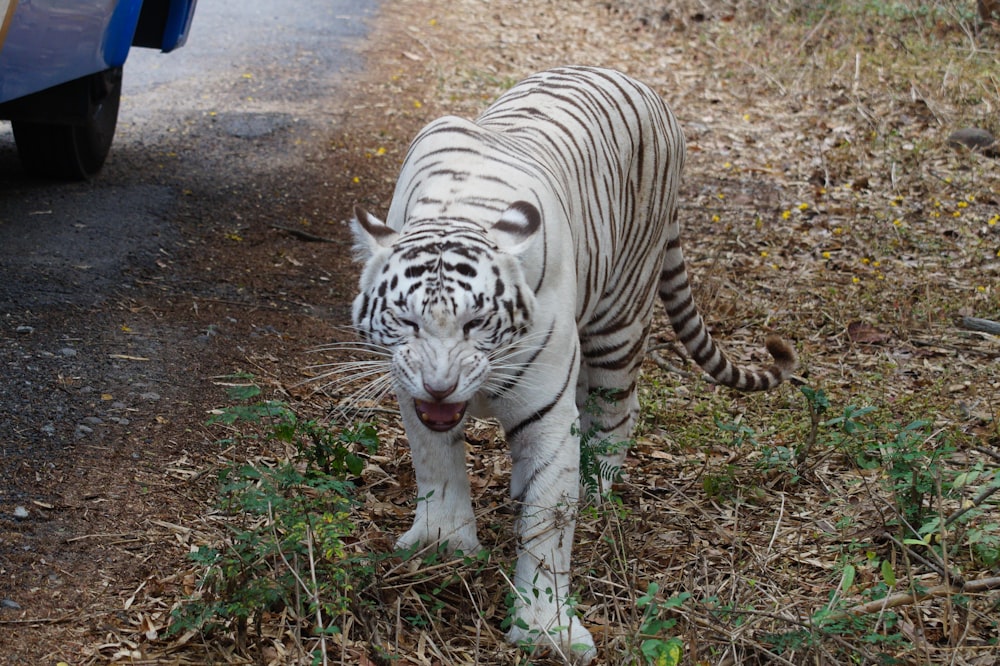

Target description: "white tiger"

left=350, top=66, right=796, bottom=664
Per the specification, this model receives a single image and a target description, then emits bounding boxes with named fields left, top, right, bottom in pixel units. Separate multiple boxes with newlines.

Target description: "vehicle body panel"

left=0, top=0, right=197, bottom=105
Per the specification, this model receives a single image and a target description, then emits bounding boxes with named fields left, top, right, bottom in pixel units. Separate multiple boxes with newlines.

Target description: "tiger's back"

left=389, top=68, right=683, bottom=335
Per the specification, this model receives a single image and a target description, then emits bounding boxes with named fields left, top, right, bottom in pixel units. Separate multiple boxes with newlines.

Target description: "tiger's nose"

left=423, top=381, right=457, bottom=402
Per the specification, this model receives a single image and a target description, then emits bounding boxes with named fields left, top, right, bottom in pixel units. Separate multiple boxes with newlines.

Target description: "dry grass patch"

left=114, top=1, right=1000, bottom=664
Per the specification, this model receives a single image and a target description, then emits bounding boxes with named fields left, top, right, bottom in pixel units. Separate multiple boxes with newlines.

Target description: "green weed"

left=169, top=375, right=379, bottom=663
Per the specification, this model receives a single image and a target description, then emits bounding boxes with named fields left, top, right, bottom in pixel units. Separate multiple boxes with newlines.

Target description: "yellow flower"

left=781, top=210, right=792, bottom=220
left=861, top=257, right=871, bottom=265
left=711, top=214, right=721, bottom=223
left=352, top=176, right=361, bottom=184
left=375, top=146, right=387, bottom=156
left=413, top=100, right=423, bottom=109
left=798, top=202, right=809, bottom=211
left=760, top=251, right=769, bottom=258
left=977, top=285, right=987, bottom=292
left=852, top=276, right=861, bottom=284
left=892, top=219, right=902, bottom=227
left=988, top=215, right=998, bottom=226
left=957, top=201, right=968, bottom=209
left=821, top=251, right=831, bottom=259
left=833, top=226, right=844, bottom=235
left=722, top=162, right=732, bottom=169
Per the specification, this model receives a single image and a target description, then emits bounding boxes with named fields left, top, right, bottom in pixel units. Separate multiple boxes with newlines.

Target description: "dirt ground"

left=0, top=5, right=391, bottom=663
left=2, top=0, right=998, bottom=664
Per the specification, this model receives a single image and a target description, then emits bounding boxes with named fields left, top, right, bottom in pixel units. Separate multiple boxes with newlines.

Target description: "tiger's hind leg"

left=577, top=324, right=649, bottom=498
left=577, top=379, right=641, bottom=497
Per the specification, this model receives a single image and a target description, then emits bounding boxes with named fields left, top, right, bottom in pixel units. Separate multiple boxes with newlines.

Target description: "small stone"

left=83, top=416, right=103, bottom=426
left=947, top=128, right=998, bottom=157
left=140, top=392, right=161, bottom=402
left=13, top=506, right=29, bottom=520
left=15, top=326, right=34, bottom=335
left=59, top=347, right=78, bottom=357
left=75, top=424, right=93, bottom=438
left=1, top=599, right=22, bottom=611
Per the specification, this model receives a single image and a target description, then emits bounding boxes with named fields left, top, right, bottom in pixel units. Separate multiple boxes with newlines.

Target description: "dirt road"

left=0, top=1, right=382, bottom=661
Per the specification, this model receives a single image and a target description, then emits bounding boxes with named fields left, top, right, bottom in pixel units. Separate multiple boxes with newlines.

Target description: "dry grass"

left=114, top=1, right=999, bottom=664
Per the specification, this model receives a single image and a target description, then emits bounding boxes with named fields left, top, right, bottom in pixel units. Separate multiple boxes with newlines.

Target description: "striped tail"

left=658, top=236, right=796, bottom=391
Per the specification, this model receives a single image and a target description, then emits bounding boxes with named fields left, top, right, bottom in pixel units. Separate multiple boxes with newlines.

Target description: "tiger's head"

left=351, top=202, right=541, bottom=432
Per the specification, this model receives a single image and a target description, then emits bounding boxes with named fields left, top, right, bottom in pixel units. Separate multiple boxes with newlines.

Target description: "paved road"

left=0, top=0, right=376, bottom=308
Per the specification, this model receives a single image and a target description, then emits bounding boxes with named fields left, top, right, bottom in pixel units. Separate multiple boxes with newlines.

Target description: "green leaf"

left=345, top=453, right=364, bottom=477
left=880, top=559, right=896, bottom=587
left=840, top=563, right=856, bottom=592
left=637, top=582, right=659, bottom=608
left=225, top=383, right=261, bottom=401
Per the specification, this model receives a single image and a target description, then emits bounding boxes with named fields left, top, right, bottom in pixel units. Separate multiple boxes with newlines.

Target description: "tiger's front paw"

left=506, top=605, right=597, bottom=665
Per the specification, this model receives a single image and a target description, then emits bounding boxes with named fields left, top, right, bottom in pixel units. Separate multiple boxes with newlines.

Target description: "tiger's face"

left=351, top=204, right=540, bottom=432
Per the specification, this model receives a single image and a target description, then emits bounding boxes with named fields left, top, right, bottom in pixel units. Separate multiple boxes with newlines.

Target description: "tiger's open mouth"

left=413, top=399, right=468, bottom=432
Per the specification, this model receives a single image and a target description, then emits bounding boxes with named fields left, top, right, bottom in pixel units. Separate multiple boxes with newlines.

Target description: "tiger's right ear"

left=351, top=206, right=398, bottom=261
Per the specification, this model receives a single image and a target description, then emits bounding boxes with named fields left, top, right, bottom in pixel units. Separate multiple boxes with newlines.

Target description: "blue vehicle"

left=0, top=0, right=197, bottom=179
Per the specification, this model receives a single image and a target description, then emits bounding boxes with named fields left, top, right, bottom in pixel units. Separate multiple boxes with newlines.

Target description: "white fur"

left=348, top=66, right=790, bottom=665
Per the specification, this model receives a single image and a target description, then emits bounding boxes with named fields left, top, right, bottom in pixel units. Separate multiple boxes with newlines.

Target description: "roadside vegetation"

left=125, top=1, right=998, bottom=664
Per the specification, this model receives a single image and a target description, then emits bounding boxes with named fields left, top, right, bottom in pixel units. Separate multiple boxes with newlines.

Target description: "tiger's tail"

left=657, top=236, right=796, bottom=391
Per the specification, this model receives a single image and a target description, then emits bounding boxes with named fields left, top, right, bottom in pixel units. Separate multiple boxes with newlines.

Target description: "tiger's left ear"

left=351, top=206, right=398, bottom=261
left=491, top=201, right=541, bottom=256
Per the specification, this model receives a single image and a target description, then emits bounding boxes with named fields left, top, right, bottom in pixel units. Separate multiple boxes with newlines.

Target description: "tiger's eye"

left=463, top=318, right=485, bottom=335
left=397, top=316, right=420, bottom=331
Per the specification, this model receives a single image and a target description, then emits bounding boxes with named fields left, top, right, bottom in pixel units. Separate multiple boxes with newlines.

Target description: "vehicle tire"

left=11, top=67, right=123, bottom=180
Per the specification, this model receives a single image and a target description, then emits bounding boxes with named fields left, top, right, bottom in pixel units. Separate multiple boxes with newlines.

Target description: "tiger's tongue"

left=413, top=399, right=467, bottom=432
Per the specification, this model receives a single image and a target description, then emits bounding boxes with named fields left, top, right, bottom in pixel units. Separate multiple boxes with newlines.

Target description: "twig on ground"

left=958, top=316, right=1000, bottom=335
left=647, top=343, right=697, bottom=380
left=270, top=223, right=341, bottom=243
left=820, top=576, right=1000, bottom=624
left=945, top=482, right=1000, bottom=527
